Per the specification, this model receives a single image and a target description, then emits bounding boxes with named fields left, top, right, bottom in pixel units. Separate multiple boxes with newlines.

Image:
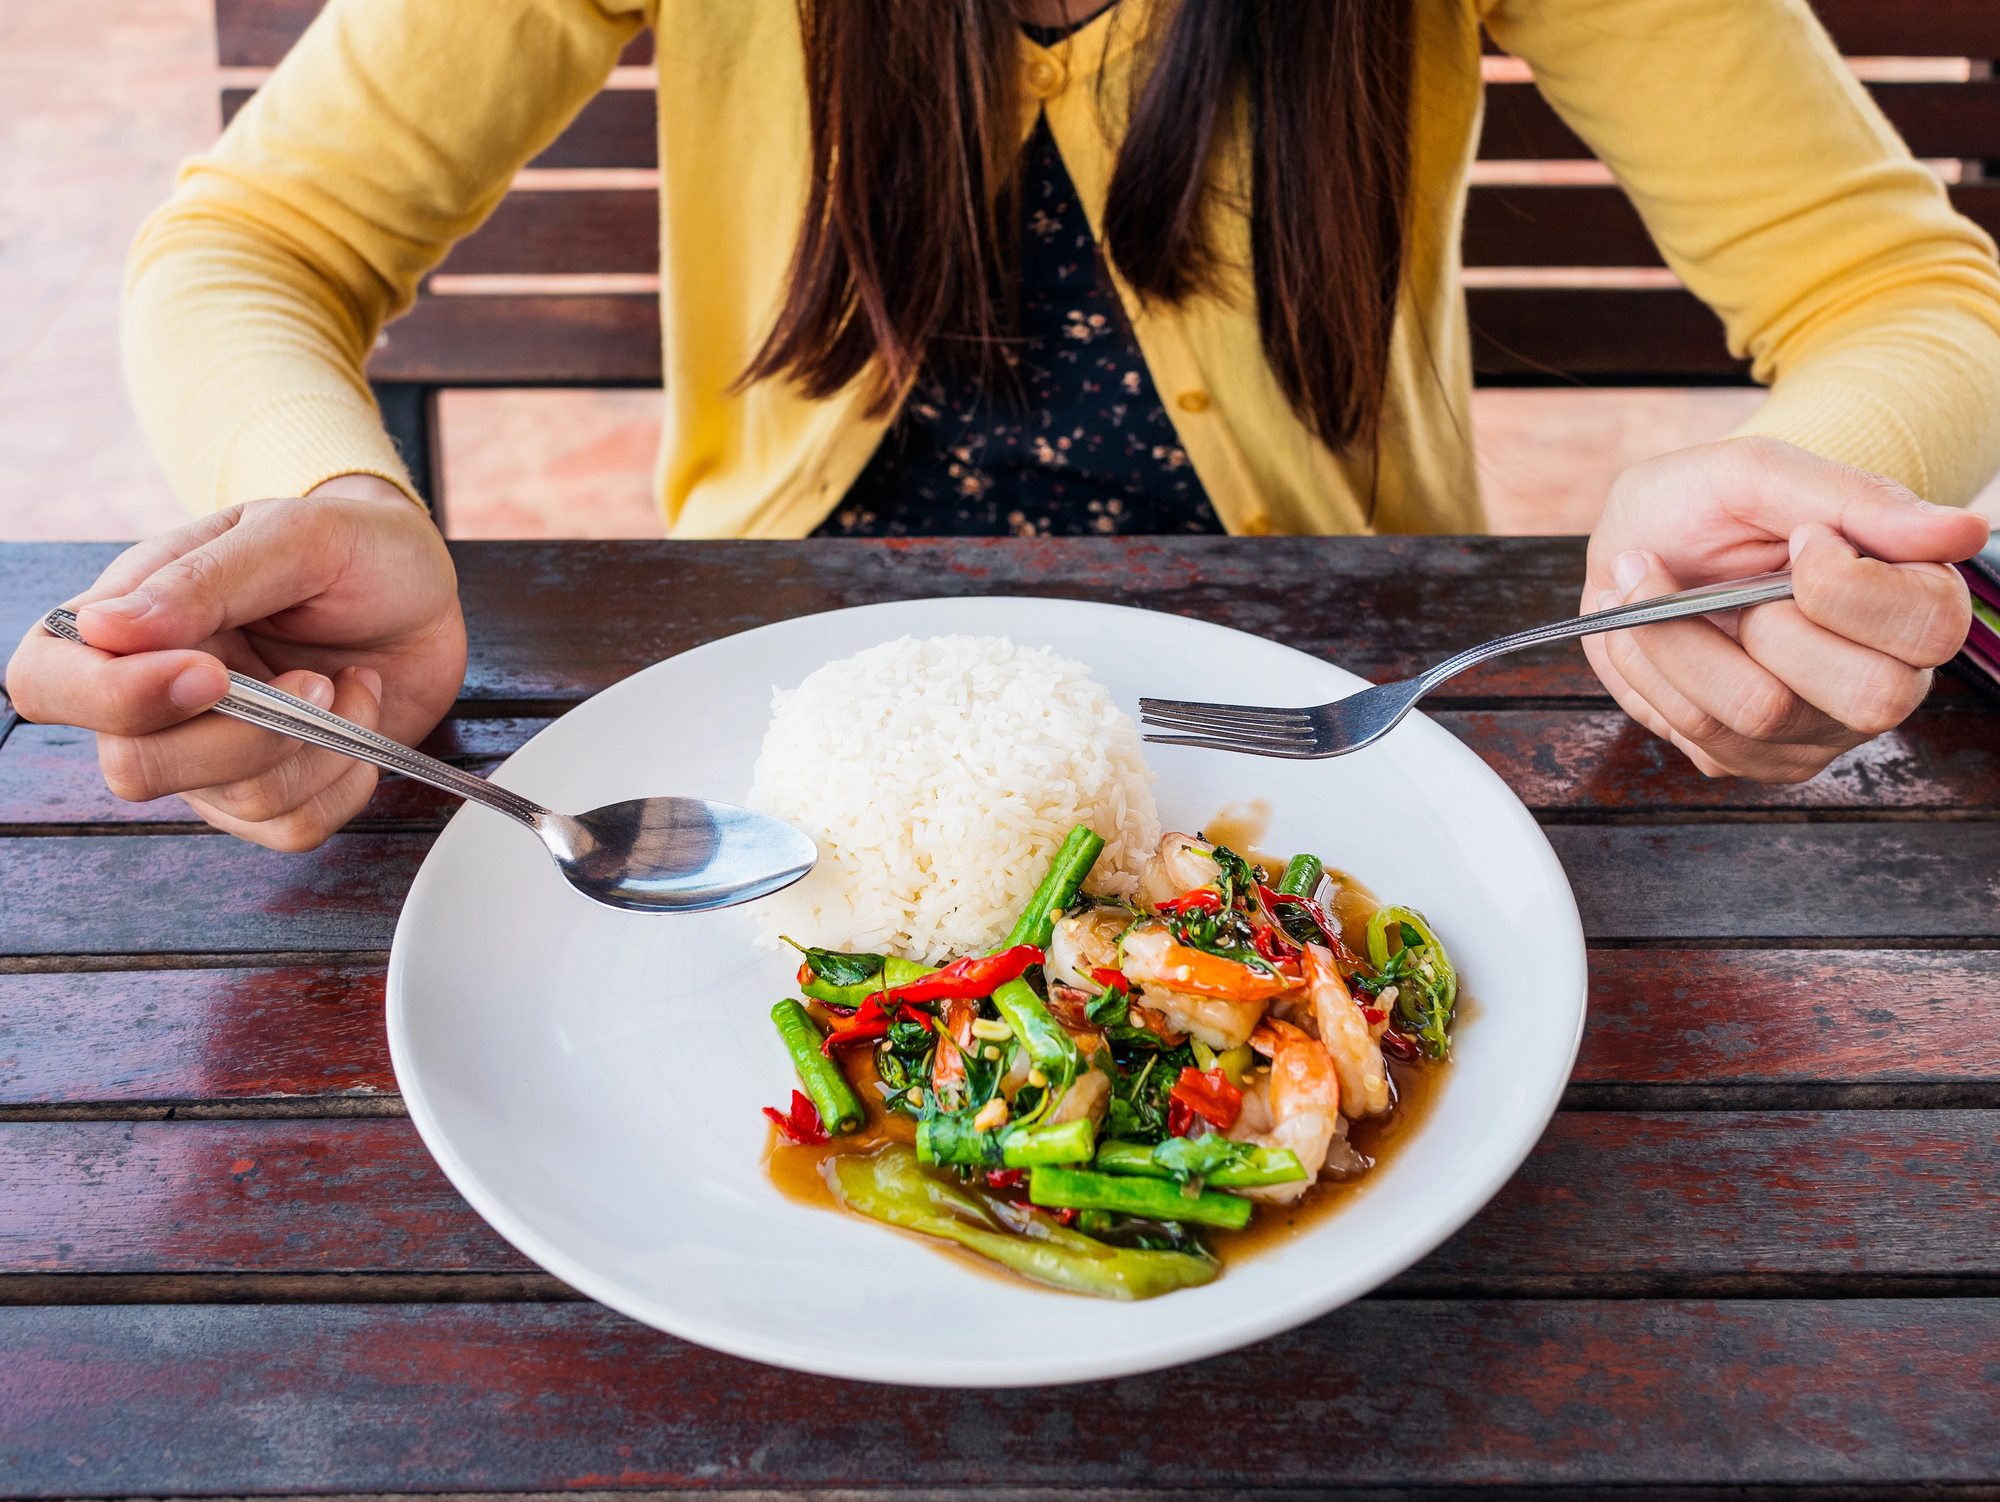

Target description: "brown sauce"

left=765, top=812, right=1456, bottom=1287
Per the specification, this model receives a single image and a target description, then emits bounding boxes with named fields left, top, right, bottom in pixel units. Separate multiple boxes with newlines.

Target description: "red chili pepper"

left=1380, top=1028, right=1421, bottom=1062
left=796, top=961, right=814, bottom=989
left=1052, top=1207, right=1079, bottom=1227
left=1091, top=966, right=1130, bottom=993
left=871, top=945, right=1044, bottom=1007
left=1156, top=887, right=1223, bottom=917
left=985, top=1168, right=1025, bottom=1189
left=1251, top=923, right=1295, bottom=963
left=1360, top=1005, right=1387, bottom=1026
left=762, top=1089, right=830, bottom=1145
left=1166, top=1098, right=1195, bottom=1138
left=1168, top=1066, right=1243, bottom=1132
left=819, top=997, right=934, bottom=1054
left=1258, top=885, right=1362, bottom=965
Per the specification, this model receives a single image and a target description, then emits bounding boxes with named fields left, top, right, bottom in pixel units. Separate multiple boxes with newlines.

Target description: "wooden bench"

left=216, top=0, right=2000, bottom=514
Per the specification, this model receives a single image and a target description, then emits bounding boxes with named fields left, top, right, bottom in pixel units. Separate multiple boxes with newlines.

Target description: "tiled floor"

left=2, top=1, right=1994, bottom=543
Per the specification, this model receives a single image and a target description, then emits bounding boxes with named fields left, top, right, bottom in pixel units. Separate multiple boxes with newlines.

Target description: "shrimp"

left=1303, top=943, right=1391, bottom=1119
left=1225, top=1018, right=1344, bottom=1203
left=1137, top=831, right=1223, bottom=912
left=1118, top=922, right=1291, bottom=1049
left=1046, top=906, right=1133, bottom=993
left=1046, top=1068, right=1111, bottom=1130
left=931, top=997, right=979, bottom=1093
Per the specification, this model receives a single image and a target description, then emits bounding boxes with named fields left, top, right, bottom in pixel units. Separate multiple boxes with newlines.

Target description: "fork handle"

left=1420, top=569, right=1796, bottom=689
left=40, top=606, right=549, bottom=828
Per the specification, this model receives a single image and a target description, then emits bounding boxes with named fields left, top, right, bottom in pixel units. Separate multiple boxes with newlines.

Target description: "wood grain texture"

left=1551, top=823, right=2000, bottom=940
left=0, top=717, right=550, bottom=827
left=3, top=1300, right=1997, bottom=1492
left=2, top=823, right=1990, bottom=958
left=0, top=967, right=392, bottom=1104
left=1575, top=950, right=2000, bottom=1085
left=0, top=835, right=431, bottom=956
left=1467, top=287, right=1750, bottom=379
left=4, top=950, right=1991, bottom=1108
left=11, top=708, right=1995, bottom=827
left=4, top=1113, right=1992, bottom=1279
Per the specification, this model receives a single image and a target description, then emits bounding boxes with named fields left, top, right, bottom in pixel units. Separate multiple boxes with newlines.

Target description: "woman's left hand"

left=1582, top=435, right=1990, bottom=783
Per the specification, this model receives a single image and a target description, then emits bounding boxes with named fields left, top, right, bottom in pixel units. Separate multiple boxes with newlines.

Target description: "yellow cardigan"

left=124, top=0, right=2000, bottom=537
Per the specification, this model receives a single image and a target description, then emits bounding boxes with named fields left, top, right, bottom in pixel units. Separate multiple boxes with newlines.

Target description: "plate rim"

left=387, top=594, right=1588, bottom=1386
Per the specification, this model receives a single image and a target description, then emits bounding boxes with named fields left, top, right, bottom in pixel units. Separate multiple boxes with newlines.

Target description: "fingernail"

left=83, top=593, right=151, bottom=621
left=298, top=674, right=336, bottom=709
left=1612, top=551, right=1648, bottom=598
left=353, top=667, right=383, bottom=700
left=1788, top=524, right=1812, bottom=565
left=167, top=664, right=223, bottom=710
left=1596, top=590, right=1620, bottom=611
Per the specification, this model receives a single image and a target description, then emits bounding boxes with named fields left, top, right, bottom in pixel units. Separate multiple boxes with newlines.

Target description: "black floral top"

left=815, top=114, right=1224, bottom=539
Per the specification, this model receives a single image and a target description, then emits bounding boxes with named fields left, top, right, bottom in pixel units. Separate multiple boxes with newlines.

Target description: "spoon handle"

left=41, top=607, right=549, bottom=829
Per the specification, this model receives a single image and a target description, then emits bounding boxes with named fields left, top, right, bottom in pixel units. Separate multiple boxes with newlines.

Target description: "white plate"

left=388, top=596, right=1586, bottom=1387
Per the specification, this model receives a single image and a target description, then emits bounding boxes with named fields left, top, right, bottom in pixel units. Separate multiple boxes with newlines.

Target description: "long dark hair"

left=742, top=0, right=1415, bottom=454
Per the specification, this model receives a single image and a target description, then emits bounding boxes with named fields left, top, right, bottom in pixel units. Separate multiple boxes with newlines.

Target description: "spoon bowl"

left=42, top=607, right=818, bottom=914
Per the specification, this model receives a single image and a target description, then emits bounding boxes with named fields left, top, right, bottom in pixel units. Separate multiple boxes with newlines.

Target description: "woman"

left=7, top=0, right=1995, bottom=849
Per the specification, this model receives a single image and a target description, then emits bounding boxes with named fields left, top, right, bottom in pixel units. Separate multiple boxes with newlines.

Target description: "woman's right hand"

left=4, top=475, right=466, bottom=851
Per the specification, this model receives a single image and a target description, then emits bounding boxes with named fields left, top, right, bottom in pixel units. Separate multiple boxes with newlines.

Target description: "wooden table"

left=3, top=536, right=1997, bottom=1496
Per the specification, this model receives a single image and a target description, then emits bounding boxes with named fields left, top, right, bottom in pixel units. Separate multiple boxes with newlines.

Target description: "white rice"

left=746, top=634, right=1160, bottom=963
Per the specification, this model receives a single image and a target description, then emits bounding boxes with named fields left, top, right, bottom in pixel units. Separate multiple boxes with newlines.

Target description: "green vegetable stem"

left=991, top=825, right=1105, bottom=1074
left=1094, top=1137, right=1305, bottom=1188
left=1029, top=1164, right=1254, bottom=1231
left=794, top=948, right=936, bottom=1009
left=917, top=1114, right=1096, bottom=1168
left=769, top=999, right=867, bottom=1135
left=1276, top=854, right=1324, bottom=898
left=1365, top=906, right=1458, bottom=1060
left=827, top=1145, right=1218, bottom=1300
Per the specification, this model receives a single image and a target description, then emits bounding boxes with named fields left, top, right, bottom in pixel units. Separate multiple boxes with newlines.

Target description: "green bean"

left=1277, top=853, right=1323, bottom=898
left=989, top=825, right=1104, bottom=1072
left=1093, top=1138, right=1307, bottom=1188
left=1004, top=824, right=1107, bottom=950
left=826, top=1145, right=1217, bottom=1300
left=917, top=1114, right=1096, bottom=1168
left=1029, top=1165, right=1253, bottom=1231
left=769, top=999, right=866, bottom=1134
left=800, top=956, right=935, bottom=1009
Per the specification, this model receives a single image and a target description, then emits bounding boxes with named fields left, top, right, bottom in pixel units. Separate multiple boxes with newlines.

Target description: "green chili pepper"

left=826, top=1145, right=1218, bottom=1300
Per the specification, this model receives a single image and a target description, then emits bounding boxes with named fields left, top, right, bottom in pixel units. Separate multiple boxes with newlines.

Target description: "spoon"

left=41, top=607, right=817, bottom=914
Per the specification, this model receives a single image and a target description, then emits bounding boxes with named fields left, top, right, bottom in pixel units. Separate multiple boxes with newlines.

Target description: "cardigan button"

left=1241, top=510, right=1273, bottom=536
left=1176, top=389, right=1211, bottom=413
left=1026, top=58, right=1065, bottom=97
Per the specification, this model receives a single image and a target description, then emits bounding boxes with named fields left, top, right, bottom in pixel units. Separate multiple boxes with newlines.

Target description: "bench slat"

left=215, top=0, right=653, bottom=67
left=6, top=1300, right=1998, bottom=1491
left=3, top=825, right=1993, bottom=955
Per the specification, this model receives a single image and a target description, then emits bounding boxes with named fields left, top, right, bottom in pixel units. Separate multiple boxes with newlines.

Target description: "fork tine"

left=1142, top=733, right=1328, bottom=760
left=1138, top=712, right=1317, bottom=749
left=1141, top=707, right=1312, bottom=737
left=1138, top=696, right=1313, bottom=727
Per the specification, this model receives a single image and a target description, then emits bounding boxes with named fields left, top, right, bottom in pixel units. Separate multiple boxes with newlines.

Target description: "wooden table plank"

left=5, top=1113, right=1993, bottom=1281
left=6, top=823, right=1991, bottom=957
left=0, top=718, right=550, bottom=828
left=10, top=539, right=1987, bottom=710
left=0, top=967, right=392, bottom=1104
left=0, top=835, right=431, bottom=956
left=1554, top=824, right=2000, bottom=940
left=3, top=1300, right=1995, bottom=1492
left=8, top=951, right=1993, bottom=1108
left=10, top=706, right=1997, bottom=827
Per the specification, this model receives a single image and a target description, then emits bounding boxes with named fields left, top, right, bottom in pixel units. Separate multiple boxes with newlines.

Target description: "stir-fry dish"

left=761, top=824, right=1458, bottom=1299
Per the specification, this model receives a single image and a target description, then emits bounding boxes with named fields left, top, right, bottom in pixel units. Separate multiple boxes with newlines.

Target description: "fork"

left=1139, top=568, right=1797, bottom=758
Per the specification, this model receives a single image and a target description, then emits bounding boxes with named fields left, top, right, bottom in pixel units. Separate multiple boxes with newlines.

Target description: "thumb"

left=73, top=504, right=339, bottom=655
